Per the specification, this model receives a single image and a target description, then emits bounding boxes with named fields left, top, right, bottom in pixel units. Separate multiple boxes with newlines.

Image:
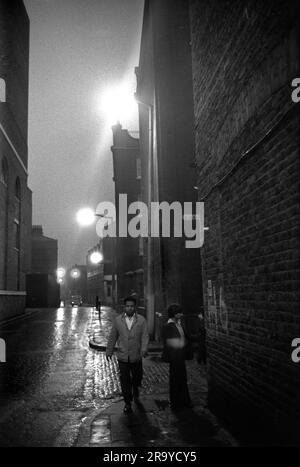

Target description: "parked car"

left=71, top=295, right=83, bottom=307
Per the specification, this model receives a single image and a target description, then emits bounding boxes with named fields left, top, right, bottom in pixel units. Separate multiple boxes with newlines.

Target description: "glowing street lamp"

left=90, top=251, right=103, bottom=264
left=76, top=207, right=95, bottom=227
left=96, top=84, right=137, bottom=126
left=70, top=268, right=80, bottom=279
left=56, top=267, right=66, bottom=279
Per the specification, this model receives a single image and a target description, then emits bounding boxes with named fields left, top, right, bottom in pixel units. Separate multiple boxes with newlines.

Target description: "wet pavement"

left=84, top=308, right=238, bottom=448
left=0, top=306, right=238, bottom=447
left=0, top=306, right=106, bottom=446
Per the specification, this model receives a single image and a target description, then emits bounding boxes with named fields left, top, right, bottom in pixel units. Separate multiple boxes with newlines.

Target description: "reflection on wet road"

left=0, top=306, right=111, bottom=446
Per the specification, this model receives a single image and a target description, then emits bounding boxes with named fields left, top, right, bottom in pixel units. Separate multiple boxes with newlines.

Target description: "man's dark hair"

left=167, top=303, right=182, bottom=318
left=124, top=295, right=137, bottom=306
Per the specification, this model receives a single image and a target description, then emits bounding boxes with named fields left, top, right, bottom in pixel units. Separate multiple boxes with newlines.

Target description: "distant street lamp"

left=76, top=208, right=117, bottom=309
left=90, top=251, right=103, bottom=265
left=56, top=267, right=66, bottom=279
left=70, top=268, right=80, bottom=279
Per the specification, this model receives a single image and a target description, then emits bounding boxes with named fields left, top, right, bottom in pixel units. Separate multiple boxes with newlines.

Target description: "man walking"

left=106, top=296, right=149, bottom=413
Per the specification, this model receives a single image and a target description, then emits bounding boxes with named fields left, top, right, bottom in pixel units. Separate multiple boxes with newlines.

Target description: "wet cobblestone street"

left=0, top=306, right=234, bottom=447
left=86, top=307, right=207, bottom=400
left=0, top=306, right=112, bottom=446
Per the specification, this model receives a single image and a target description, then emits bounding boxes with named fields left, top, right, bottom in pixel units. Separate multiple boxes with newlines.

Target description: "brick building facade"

left=190, top=0, right=299, bottom=444
left=31, top=225, right=58, bottom=275
left=26, top=225, right=59, bottom=308
left=111, top=122, right=144, bottom=311
left=0, top=0, right=32, bottom=320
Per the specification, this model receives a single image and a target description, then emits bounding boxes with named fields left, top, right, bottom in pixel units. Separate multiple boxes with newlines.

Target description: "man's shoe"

left=123, top=403, right=132, bottom=413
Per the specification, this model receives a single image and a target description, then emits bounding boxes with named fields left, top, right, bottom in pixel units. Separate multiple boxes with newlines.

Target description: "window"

left=0, top=78, right=6, bottom=103
left=14, top=177, right=21, bottom=221
left=0, top=158, right=8, bottom=185
left=139, top=236, right=144, bottom=256
left=136, top=158, right=141, bottom=179
left=13, top=222, right=20, bottom=249
left=15, top=177, right=21, bottom=198
left=0, top=158, right=9, bottom=289
left=14, top=179, right=21, bottom=292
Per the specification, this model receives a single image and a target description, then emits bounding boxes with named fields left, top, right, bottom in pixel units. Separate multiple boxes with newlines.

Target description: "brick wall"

left=0, top=0, right=32, bottom=320
left=0, top=137, right=32, bottom=289
left=0, top=0, right=29, bottom=165
left=190, top=0, right=299, bottom=444
left=0, top=293, right=25, bottom=320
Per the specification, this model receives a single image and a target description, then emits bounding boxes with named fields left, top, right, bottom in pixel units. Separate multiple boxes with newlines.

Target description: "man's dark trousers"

left=118, top=360, right=143, bottom=404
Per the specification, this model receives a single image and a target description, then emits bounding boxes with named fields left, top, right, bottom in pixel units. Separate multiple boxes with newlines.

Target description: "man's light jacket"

left=106, top=313, right=149, bottom=362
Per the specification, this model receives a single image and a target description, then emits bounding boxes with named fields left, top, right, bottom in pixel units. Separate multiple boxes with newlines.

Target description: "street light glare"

left=76, top=207, right=95, bottom=226
left=56, top=267, right=65, bottom=279
left=70, top=268, right=80, bottom=278
left=98, top=85, right=137, bottom=125
left=90, top=251, right=103, bottom=264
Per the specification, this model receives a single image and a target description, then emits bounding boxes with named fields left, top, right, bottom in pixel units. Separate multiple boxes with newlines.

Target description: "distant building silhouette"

left=26, top=225, right=59, bottom=308
left=31, top=225, right=58, bottom=275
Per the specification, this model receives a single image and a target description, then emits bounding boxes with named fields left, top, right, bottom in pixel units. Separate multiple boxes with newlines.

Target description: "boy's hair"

left=124, top=295, right=137, bottom=306
left=167, top=303, right=182, bottom=318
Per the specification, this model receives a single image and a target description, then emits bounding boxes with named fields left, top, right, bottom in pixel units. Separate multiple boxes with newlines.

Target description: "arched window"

left=14, top=177, right=21, bottom=247
left=0, top=78, right=6, bottom=103
left=14, top=177, right=21, bottom=290
left=0, top=157, right=8, bottom=185
left=0, top=158, right=9, bottom=289
left=15, top=177, right=21, bottom=198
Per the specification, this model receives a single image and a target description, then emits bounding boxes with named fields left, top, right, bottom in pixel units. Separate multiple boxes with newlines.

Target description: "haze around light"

left=24, top=0, right=144, bottom=270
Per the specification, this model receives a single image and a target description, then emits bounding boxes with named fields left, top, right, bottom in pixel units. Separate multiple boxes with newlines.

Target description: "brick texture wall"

left=0, top=0, right=32, bottom=320
left=0, top=0, right=29, bottom=165
left=190, top=0, right=299, bottom=444
left=0, top=293, right=25, bottom=320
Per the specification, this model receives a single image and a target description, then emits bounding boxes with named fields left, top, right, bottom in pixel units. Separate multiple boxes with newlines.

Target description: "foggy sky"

left=24, top=0, right=144, bottom=269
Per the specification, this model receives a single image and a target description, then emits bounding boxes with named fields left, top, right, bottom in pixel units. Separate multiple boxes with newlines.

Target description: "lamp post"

left=88, top=247, right=103, bottom=324
left=134, top=93, right=158, bottom=339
